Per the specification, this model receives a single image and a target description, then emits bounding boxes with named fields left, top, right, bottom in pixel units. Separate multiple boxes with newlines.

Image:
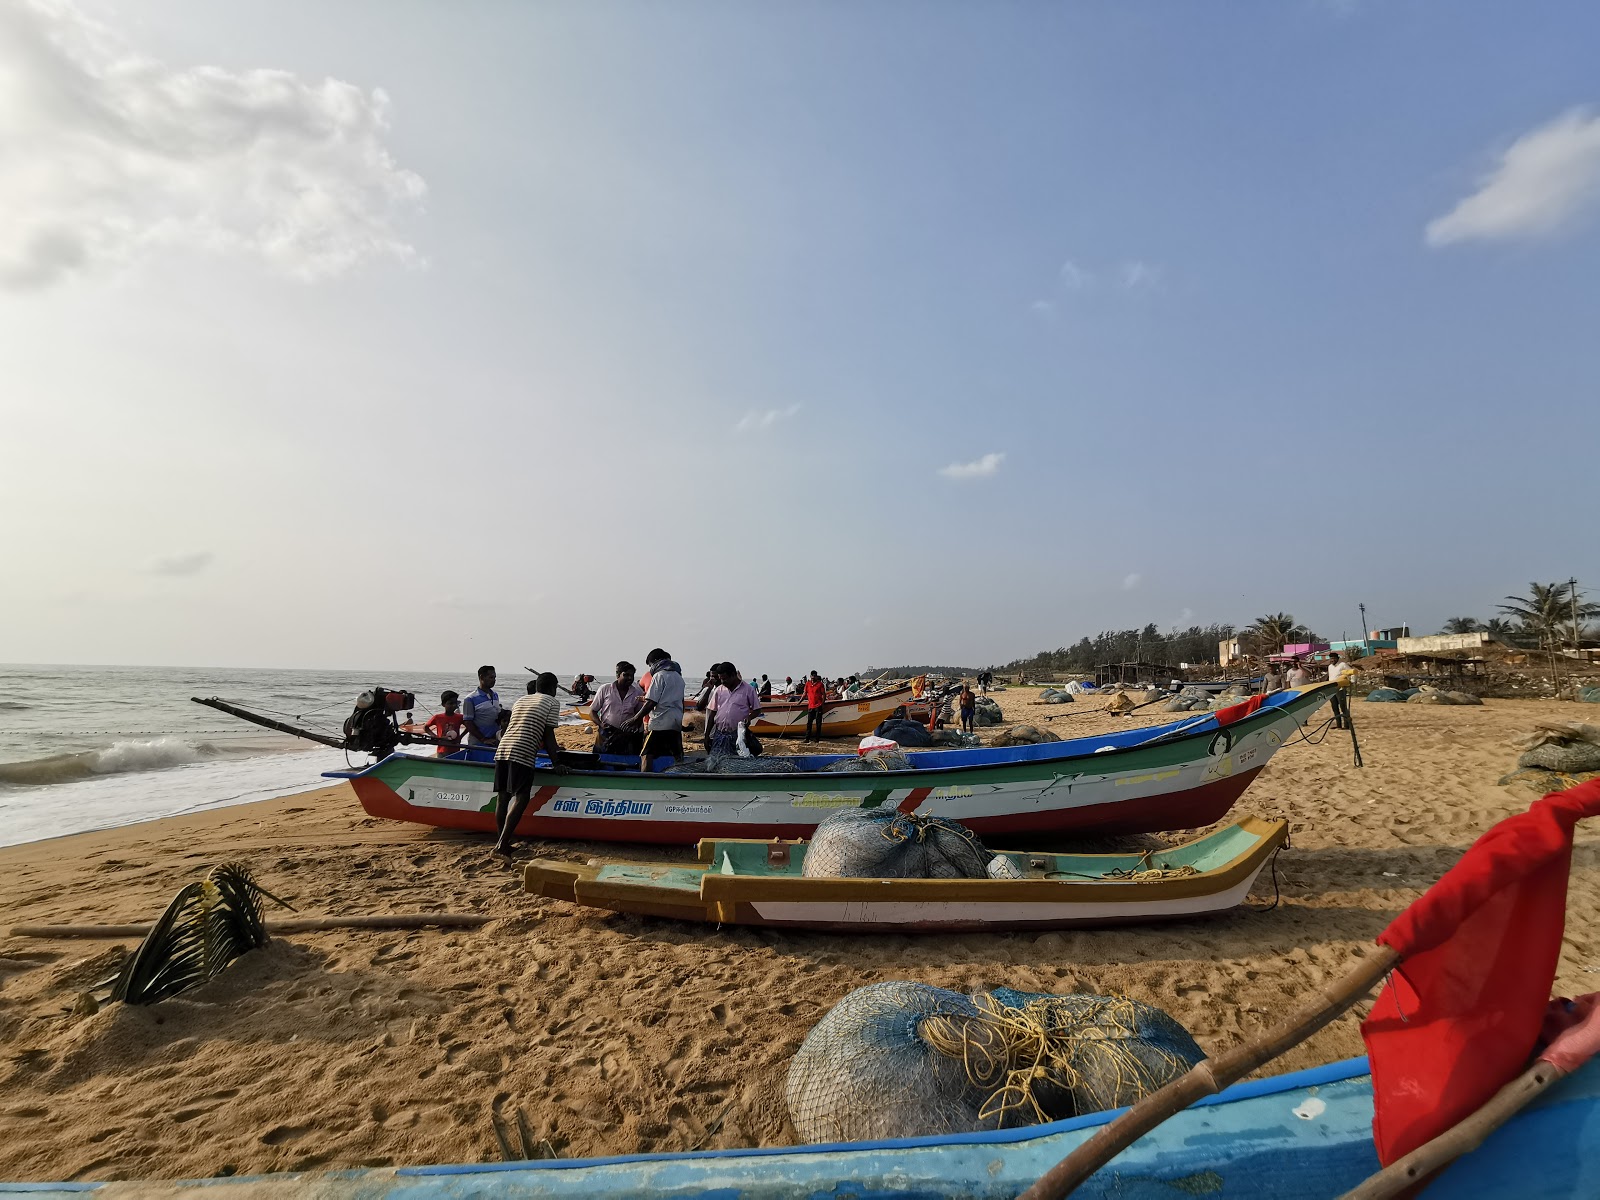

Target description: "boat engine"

left=342, top=687, right=414, bottom=757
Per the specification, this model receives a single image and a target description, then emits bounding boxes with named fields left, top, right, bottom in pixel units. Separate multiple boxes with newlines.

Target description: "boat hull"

left=15, top=1055, right=1598, bottom=1197
left=331, top=688, right=1332, bottom=845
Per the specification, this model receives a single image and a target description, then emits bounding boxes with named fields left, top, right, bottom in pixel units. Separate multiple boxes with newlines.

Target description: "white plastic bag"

left=735, top=720, right=753, bottom=758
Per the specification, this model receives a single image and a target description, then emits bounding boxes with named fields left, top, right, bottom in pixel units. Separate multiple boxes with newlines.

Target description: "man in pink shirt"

left=706, top=661, right=762, bottom=757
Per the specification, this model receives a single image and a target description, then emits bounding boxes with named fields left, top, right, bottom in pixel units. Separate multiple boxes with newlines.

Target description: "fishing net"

left=662, top=754, right=802, bottom=775
left=872, top=719, right=936, bottom=747
left=822, top=751, right=915, bottom=773
left=800, top=809, right=993, bottom=879
left=785, top=982, right=1204, bottom=1143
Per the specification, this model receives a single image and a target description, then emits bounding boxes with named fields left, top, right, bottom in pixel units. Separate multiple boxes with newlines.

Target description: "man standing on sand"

left=462, top=666, right=501, bottom=748
left=629, top=648, right=685, bottom=769
left=591, top=661, right=645, bottom=756
left=804, top=670, right=827, bottom=742
left=707, top=662, right=762, bottom=756
left=1285, top=657, right=1312, bottom=690
left=1327, top=652, right=1356, bottom=730
left=492, top=673, right=564, bottom=856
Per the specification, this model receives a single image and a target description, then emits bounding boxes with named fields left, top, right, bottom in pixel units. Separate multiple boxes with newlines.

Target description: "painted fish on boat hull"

left=328, top=687, right=1334, bottom=845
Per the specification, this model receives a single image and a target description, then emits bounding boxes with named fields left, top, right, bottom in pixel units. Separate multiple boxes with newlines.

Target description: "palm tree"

left=1497, top=582, right=1600, bottom=651
left=1440, top=616, right=1482, bottom=635
left=1247, top=612, right=1303, bottom=655
left=1481, top=617, right=1518, bottom=640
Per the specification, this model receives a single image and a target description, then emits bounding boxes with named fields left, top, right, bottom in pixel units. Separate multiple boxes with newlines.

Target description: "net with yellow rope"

left=785, top=981, right=1203, bottom=1143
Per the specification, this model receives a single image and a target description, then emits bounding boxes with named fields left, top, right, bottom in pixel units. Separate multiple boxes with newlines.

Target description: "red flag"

left=1361, top=778, right=1600, bottom=1164
left=1213, top=694, right=1264, bottom=727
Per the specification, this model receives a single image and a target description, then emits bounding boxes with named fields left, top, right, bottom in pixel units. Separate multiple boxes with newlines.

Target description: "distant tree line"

left=1001, top=623, right=1239, bottom=678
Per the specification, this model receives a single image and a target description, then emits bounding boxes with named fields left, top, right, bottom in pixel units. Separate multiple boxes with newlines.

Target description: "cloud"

left=1058, top=260, right=1093, bottom=289
left=0, top=0, right=426, bottom=290
left=1121, top=572, right=1142, bottom=590
left=734, top=403, right=801, bottom=433
left=938, top=452, right=1005, bottom=481
left=147, top=551, right=214, bottom=577
left=1426, top=107, right=1600, bottom=246
left=1118, top=260, right=1162, bottom=291
left=1029, top=299, right=1056, bottom=320
left=1178, top=607, right=1194, bottom=624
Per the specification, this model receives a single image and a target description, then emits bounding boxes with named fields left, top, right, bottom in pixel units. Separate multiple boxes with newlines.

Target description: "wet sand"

left=2, top=692, right=1597, bottom=1182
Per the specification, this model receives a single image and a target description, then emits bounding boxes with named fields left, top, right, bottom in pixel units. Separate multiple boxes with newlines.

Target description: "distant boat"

left=323, top=686, right=1335, bottom=845
left=525, top=817, right=1287, bottom=932
left=574, top=684, right=917, bottom=739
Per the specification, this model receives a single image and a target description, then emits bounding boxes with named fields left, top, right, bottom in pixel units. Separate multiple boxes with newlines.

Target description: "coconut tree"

left=1440, top=616, right=1483, bottom=635
left=1497, top=582, right=1599, bottom=651
left=1481, top=617, right=1518, bottom=640
left=1247, top=613, right=1303, bottom=655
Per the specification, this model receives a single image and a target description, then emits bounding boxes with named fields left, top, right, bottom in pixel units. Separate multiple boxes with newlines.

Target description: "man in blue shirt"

left=462, top=665, right=502, bottom=747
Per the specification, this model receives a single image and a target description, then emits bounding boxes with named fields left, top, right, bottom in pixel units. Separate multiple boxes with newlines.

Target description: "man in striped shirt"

left=493, top=672, right=564, bottom=856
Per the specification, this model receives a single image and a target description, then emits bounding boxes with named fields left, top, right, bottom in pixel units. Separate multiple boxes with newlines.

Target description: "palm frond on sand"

left=111, top=863, right=293, bottom=1006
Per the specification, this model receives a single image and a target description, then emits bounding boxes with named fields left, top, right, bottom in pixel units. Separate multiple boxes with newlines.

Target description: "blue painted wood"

left=6, top=1057, right=1596, bottom=1197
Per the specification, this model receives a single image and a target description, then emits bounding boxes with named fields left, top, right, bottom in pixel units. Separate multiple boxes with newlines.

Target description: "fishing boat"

left=574, top=684, right=917, bottom=739
left=322, top=686, right=1335, bottom=845
left=524, top=816, right=1287, bottom=931
left=16, top=1055, right=1595, bottom=1198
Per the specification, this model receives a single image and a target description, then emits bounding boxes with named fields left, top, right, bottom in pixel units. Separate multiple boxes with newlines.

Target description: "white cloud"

left=147, top=550, right=214, bottom=577
left=1029, top=299, right=1056, bottom=320
left=1121, top=572, right=1142, bottom=590
left=0, top=0, right=426, bottom=290
left=1426, top=107, right=1600, bottom=246
left=1118, top=261, right=1162, bottom=291
left=1178, top=607, right=1194, bottom=624
left=938, top=452, right=1005, bottom=481
left=734, top=403, right=801, bottom=433
left=1058, top=260, right=1093, bottom=289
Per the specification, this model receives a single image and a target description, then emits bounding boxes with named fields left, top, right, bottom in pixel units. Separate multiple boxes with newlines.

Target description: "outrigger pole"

left=190, top=696, right=348, bottom=750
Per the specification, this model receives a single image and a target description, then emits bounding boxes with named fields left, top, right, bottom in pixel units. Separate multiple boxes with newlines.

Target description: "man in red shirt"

left=424, top=691, right=467, bottom=757
left=804, top=670, right=828, bottom=742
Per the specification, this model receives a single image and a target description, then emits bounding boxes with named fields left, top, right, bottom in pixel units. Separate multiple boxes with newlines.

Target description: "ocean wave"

left=0, top=738, right=226, bottom=787
left=0, top=701, right=33, bottom=711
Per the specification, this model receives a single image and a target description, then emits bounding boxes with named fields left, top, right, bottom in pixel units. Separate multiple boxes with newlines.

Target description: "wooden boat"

left=524, top=817, right=1287, bottom=931
left=574, top=684, right=916, bottom=739
left=17, top=1054, right=1595, bottom=1197
left=323, top=686, right=1334, bottom=845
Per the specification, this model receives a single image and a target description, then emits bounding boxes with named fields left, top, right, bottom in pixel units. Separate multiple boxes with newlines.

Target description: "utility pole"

left=1358, top=602, right=1369, bottom=659
left=1573, top=577, right=1583, bottom=652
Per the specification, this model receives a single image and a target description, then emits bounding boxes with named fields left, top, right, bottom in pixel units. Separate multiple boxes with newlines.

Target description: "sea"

left=0, top=664, right=578, bottom=849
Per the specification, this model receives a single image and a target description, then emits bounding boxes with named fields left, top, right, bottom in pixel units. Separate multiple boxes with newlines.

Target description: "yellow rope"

left=919, top=994, right=1188, bottom=1127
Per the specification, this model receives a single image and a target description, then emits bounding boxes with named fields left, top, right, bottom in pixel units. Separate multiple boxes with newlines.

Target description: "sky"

left=1, top=0, right=1597, bottom=677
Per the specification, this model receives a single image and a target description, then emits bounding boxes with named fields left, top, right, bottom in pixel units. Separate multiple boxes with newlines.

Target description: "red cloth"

left=1213, top=695, right=1264, bottom=727
left=1362, top=778, right=1600, bottom=1164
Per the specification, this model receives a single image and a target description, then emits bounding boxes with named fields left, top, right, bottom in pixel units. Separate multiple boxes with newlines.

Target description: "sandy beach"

left=3, top=691, right=1598, bottom=1183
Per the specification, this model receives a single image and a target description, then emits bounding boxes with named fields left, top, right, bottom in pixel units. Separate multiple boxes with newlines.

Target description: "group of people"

left=1260, top=652, right=1357, bottom=729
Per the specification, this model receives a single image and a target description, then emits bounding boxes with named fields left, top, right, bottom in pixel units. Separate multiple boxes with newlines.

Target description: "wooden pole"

left=9, top=913, right=494, bottom=938
left=1018, top=945, right=1400, bottom=1200
left=1337, top=1060, right=1567, bottom=1200
left=190, top=696, right=348, bottom=750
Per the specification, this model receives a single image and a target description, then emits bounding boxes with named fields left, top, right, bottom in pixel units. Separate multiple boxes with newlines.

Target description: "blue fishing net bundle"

left=785, top=981, right=1204, bottom=1143
left=799, top=809, right=993, bottom=880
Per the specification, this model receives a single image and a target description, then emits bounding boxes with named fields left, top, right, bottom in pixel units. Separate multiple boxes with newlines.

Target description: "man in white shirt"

left=1285, top=658, right=1313, bottom=689
left=1326, top=652, right=1355, bottom=729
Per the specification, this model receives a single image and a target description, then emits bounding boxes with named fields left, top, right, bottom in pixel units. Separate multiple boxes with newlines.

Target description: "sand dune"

left=2, top=693, right=1597, bottom=1182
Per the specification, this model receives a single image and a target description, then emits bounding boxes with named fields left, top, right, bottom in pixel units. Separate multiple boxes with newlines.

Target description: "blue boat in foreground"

left=8, top=1055, right=1596, bottom=1198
